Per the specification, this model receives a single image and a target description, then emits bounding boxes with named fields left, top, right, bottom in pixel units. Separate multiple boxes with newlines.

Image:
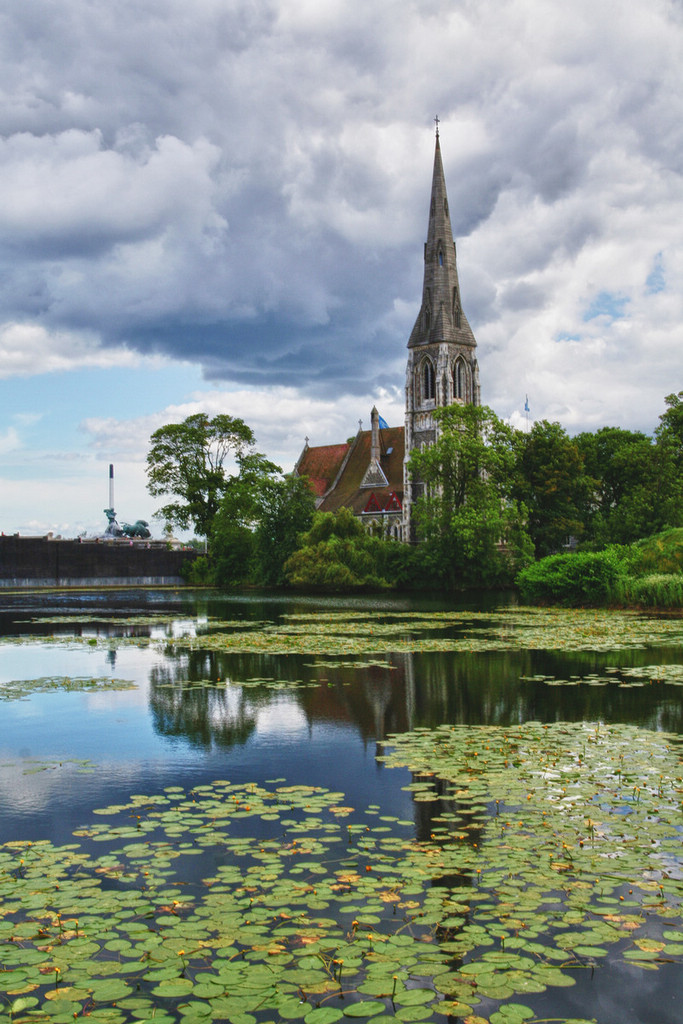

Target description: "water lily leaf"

left=304, top=1009, right=344, bottom=1024
left=150, top=979, right=194, bottom=998
left=343, top=1003, right=387, bottom=1018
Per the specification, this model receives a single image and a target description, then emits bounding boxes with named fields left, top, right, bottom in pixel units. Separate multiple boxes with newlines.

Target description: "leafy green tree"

left=253, top=474, right=316, bottom=586
left=656, top=391, right=683, bottom=469
left=512, top=420, right=590, bottom=557
left=210, top=452, right=281, bottom=586
left=408, top=404, right=533, bottom=587
left=576, top=426, right=681, bottom=545
left=147, top=413, right=256, bottom=537
left=283, top=508, right=393, bottom=589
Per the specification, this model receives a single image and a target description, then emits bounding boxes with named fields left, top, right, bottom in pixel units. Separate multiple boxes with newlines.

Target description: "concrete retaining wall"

left=0, top=536, right=199, bottom=588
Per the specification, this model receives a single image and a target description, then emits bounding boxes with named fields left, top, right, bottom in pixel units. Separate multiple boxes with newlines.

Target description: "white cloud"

left=0, top=427, right=21, bottom=455
left=0, top=0, right=682, bottom=537
left=0, top=322, right=161, bottom=379
left=80, top=384, right=405, bottom=472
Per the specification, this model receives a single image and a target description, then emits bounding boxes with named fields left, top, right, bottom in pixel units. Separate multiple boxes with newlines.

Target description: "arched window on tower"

left=422, top=359, right=436, bottom=402
left=453, top=357, right=470, bottom=401
left=438, top=249, right=444, bottom=267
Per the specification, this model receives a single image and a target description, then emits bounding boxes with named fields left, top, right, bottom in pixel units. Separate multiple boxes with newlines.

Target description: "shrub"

left=181, top=555, right=214, bottom=585
left=283, top=509, right=395, bottom=590
left=516, top=550, right=625, bottom=605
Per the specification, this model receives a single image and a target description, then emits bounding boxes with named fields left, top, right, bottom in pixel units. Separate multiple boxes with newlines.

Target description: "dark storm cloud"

left=0, top=0, right=681, bottom=429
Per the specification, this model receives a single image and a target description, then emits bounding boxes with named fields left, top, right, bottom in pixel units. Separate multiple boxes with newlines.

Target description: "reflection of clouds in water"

left=255, top=700, right=307, bottom=736
left=84, top=686, right=148, bottom=710
left=150, top=619, right=198, bottom=640
left=0, top=758, right=66, bottom=815
left=0, top=640, right=159, bottom=689
left=0, top=644, right=89, bottom=685
left=204, top=684, right=250, bottom=724
left=0, top=756, right=103, bottom=814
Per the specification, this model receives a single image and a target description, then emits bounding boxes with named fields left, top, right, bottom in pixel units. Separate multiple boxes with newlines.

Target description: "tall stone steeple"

left=403, top=125, right=481, bottom=539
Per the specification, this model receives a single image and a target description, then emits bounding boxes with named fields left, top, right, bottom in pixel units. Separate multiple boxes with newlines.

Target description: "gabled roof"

left=295, top=442, right=350, bottom=498
left=318, top=426, right=405, bottom=515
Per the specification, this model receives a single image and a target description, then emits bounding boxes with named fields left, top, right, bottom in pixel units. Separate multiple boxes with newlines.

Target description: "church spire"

left=407, top=128, right=477, bottom=350
left=402, top=126, right=481, bottom=539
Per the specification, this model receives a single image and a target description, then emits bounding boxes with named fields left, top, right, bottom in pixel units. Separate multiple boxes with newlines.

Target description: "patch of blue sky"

left=0, top=362, right=206, bottom=476
left=555, top=331, right=581, bottom=342
left=645, top=253, right=665, bottom=294
left=582, top=291, right=629, bottom=323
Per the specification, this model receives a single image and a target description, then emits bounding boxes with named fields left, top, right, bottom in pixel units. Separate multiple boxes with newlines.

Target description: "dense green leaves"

left=284, top=509, right=395, bottom=590
left=575, top=425, right=682, bottom=546
left=511, top=420, right=590, bottom=557
left=516, top=549, right=624, bottom=605
left=516, top=528, right=683, bottom=608
left=408, top=404, right=533, bottom=587
left=146, top=413, right=257, bottom=537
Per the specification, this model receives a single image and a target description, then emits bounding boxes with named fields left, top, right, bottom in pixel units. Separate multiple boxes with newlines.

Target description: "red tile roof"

left=295, top=442, right=350, bottom=498
left=318, top=426, right=405, bottom=515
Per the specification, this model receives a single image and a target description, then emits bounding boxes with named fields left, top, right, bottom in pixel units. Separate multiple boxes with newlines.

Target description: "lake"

left=1, top=587, right=682, bottom=1024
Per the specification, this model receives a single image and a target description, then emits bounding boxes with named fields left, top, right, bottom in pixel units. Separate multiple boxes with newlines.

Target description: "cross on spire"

left=434, top=114, right=440, bottom=137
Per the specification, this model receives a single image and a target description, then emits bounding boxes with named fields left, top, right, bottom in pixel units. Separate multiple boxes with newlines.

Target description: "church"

left=294, top=127, right=480, bottom=542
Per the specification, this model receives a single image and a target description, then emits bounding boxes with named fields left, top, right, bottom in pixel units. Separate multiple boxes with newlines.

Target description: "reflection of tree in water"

left=296, top=656, right=414, bottom=742
left=148, top=650, right=256, bottom=749
left=147, top=637, right=683, bottom=753
left=408, top=647, right=683, bottom=733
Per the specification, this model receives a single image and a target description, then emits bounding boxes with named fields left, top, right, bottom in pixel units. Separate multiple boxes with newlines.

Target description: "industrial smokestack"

left=109, top=464, right=114, bottom=511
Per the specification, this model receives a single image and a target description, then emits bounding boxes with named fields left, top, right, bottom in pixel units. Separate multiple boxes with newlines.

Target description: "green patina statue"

left=103, top=509, right=151, bottom=540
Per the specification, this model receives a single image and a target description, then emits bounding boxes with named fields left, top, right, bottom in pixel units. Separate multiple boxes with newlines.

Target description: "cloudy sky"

left=1, top=0, right=681, bottom=537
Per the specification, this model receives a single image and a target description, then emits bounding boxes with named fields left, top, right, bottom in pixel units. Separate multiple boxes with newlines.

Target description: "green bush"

left=283, top=509, right=395, bottom=590
left=181, top=555, right=214, bottom=585
left=516, top=550, right=625, bottom=605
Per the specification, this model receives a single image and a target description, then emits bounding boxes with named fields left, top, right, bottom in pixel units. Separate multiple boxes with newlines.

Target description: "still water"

left=1, top=587, right=682, bottom=1024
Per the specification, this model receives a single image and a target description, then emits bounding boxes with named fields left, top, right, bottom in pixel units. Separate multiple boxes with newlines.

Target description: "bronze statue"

left=103, top=510, right=151, bottom=539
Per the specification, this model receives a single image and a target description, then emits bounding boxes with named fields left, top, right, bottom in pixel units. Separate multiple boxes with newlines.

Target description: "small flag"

left=524, top=395, right=529, bottom=413
left=378, top=415, right=389, bottom=430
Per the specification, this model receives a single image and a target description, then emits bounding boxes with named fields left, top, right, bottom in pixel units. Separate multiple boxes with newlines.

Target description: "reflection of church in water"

left=295, top=127, right=480, bottom=542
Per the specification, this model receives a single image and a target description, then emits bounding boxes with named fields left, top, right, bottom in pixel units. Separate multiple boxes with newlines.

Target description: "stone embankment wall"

left=0, top=536, right=199, bottom=587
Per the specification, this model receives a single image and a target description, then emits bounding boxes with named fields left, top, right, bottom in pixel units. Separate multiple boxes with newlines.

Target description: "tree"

left=211, top=467, right=316, bottom=588
left=146, top=414, right=256, bottom=537
left=253, top=474, right=316, bottom=586
left=408, top=404, right=533, bottom=587
left=283, top=508, right=394, bottom=589
left=656, top=391, right=683, bottom=469
left=512, top=420, right=590, bottom=557
left=576, top=425, right=681, bottom=545
left=210, top=452, right=281, bottom=586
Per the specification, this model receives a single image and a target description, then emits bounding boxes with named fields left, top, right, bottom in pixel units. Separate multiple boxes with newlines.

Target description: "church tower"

left=403, top=125, right=480, bottom=539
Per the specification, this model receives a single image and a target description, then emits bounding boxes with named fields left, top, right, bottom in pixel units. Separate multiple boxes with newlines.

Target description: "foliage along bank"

left=146, top=393, right=682, bottom=596
left=516, top=528, right=683, bottom=608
